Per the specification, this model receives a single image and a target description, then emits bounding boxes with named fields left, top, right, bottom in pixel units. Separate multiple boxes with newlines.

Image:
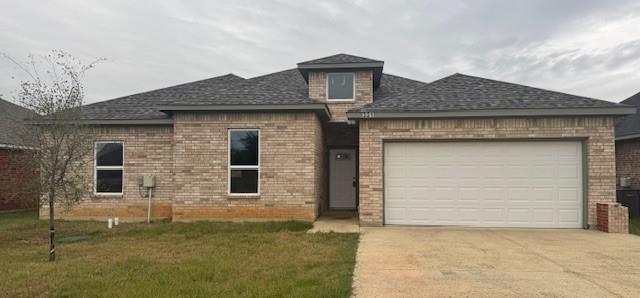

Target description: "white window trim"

left=228, top=129, right=260, bottom=196
left=326, top=72, right=356, bottom=101
left=94, top=141, right=124, bottom=196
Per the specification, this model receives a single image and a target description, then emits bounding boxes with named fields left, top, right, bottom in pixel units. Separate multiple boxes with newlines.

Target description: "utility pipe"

left=147, top=187, right=153, bottom=224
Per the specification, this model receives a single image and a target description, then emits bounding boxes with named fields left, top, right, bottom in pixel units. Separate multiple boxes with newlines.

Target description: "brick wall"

left=40, top=126, right=174, bottom=221
left=358, top=116, right=616, bottom=227
left=597, top=202, right=629, bottom=233
left=615, top=139, right=640, bottom=188
left=308, top=71, right=373, bottom=122
left=0, top=149, right=38, bottom=211
left=172, top=111, right=323, bottom=222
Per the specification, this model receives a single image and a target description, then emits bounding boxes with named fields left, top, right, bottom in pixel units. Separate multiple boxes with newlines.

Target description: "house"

left=615, top=91, right=640, bottom=189
left=41, top=53, right=635, bottom=229
left=0, top=98, right=39, bottom=212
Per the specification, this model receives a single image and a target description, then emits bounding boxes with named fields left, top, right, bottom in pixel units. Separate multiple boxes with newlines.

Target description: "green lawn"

left=630, top=217, right=640, bottom=236
left=0, top=211, right=359, bottom=297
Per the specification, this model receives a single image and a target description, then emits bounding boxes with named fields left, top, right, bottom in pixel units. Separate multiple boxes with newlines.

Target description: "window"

left=229, top=129, right=260, bottom=194
left=327, top=73, right=354, bottom=100
left=95, top=142, right=123, bottom=194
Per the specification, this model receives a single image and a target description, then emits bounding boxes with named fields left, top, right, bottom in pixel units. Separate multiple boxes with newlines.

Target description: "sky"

left=1, top=0, right=639, bottom=104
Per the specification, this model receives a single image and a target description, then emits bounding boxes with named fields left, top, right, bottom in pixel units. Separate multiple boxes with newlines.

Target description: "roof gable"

left=297, top=53, right=382, bottom=65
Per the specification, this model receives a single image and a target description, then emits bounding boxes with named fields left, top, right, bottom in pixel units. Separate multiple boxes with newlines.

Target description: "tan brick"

left=41, top=126, right=174, bottom=221
left=308, top=71, right=373, bottom=122
left=172, top=111, right=324, bottom=222
left=358, top=116, right=617, bottom=227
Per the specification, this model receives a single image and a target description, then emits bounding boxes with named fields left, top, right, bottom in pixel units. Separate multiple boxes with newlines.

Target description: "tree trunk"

left=48, top=190, right=55, bottom=262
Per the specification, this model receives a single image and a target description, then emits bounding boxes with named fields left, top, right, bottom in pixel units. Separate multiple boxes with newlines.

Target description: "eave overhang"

left=158, top=103, right=332, bottom=121
left=347, top=106, right=637, bottom=120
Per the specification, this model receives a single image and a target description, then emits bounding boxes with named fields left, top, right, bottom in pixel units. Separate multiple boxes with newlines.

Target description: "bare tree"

left=4, top=50, right=103, bottom=261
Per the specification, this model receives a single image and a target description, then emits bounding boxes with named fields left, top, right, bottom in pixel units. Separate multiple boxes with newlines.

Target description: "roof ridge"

left=248, top=68, right=298, bottom=80
left=446, top=73, right=611, bottom=103
left=621, top=91, right=640, bottom=105
left=382, top=72, right=431, bottom=86
left=297, top=53, right=383, bottom=65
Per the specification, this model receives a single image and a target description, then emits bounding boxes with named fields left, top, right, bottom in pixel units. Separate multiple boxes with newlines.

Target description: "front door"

left=329, top=149, right=357, bottom=209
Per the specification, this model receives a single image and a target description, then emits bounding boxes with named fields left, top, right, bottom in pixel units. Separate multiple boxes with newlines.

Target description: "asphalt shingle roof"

left=351, top=73, right=624, bottom=113
left=80, top=72, right=322, bottom=121
left=297, top=53, right=383, bottom=65
left=249, top=69, right=430, bottom=103
left=0, top=98, right=38, bottom=147
left=78, top=55, right=627, bottom=122
left=615, top=91, right=640, bottom=138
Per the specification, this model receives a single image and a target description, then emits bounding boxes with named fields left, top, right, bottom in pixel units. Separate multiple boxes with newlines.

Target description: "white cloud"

left=0, top=0, right=639, bottom=103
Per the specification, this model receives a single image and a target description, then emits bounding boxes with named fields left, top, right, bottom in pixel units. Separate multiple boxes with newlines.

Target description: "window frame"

left=326, top=72, right=356, bottom=101
left=228, top=128, right=261, bottom=196
left=94, top=141, right=124, bottom=196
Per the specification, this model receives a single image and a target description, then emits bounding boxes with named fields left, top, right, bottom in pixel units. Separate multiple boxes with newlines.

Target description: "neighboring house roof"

left=615, top=91, right=640, bottom=140
left=348, top=73, right=632, bottom=118
left=0, top=98, right=38, bottom=148
left=297, top=53, right=383, bottom=65
left=75, top=54, right=633, bottom=124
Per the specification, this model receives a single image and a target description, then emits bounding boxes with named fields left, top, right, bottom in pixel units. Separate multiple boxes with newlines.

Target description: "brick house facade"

left=39, top=54, right=634, bottom=231
left=614, top=91, right=640, bottom=190
left=615, top=139, right=640, bottom=188
left=0, top=98, right=39, bottom=212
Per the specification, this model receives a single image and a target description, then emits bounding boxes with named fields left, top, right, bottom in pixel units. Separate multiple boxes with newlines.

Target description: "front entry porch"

left=309, top=210, right=360, bottom=233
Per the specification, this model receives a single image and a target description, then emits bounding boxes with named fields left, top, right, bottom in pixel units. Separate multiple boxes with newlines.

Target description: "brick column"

left=597, top=203, right=629, bottom=233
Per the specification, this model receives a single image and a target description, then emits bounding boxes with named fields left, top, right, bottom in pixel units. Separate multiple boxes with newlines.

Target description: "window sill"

left=226, top=194, right=261, bottom=200
left=93, top=193, right=123, bottom=199
left=326, top=99, right=356, bottom=103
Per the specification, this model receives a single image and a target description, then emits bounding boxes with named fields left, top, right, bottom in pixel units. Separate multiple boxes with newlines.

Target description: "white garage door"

left=384, top=141, right=583, bottom=228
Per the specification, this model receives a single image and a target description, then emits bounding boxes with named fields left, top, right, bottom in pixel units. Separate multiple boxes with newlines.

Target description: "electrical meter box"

left=137, top=175, right=155, bottom=188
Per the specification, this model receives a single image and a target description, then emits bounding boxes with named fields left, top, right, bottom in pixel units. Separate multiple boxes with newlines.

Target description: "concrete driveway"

left=352, top=227, right=640, bottom=297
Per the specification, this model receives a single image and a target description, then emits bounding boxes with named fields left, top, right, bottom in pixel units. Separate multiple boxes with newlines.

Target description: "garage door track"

left=352, top=227, right=640, bottom=297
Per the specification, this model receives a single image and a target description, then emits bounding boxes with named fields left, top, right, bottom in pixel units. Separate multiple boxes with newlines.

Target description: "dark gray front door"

left=329, top=149, right=357, bottom=209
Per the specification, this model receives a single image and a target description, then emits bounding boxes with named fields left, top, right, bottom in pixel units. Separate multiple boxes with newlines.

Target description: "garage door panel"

left=384, top=141, right=583, bottom=228
left=558, top=188, right=580, bottom=202
left=533, top=209, right=554, bottom=223
left=559, top=165, right=580, bottom=178
left=558, top=209, right=581, bottom=224
left=483, top=208, right=507, bottom=223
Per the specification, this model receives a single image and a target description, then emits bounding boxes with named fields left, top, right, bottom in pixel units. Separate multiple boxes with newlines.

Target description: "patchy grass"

left=0, top=211, right=359, bottom=297
left=630, top=217, right=640, bottom=236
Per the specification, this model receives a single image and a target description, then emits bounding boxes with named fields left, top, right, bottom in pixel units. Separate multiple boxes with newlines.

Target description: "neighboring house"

left=0, top=98, right=39, bottom=211
left=41, top=53, right=635, bottom=229
left=615, top=91, right=640, bottom=188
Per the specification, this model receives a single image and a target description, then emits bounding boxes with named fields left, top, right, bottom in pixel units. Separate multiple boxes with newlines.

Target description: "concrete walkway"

left=308, top=212, right=360, bottom=233
left=352, top=227, right=640, bottom=297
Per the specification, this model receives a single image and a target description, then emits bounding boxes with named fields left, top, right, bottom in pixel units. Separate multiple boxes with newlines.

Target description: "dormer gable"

left=297, top=54, right=384, bottom=122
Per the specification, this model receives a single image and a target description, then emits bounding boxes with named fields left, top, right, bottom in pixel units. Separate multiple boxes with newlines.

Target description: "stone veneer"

left=358, top=116, right=617, bottom=227
left=171, top=111, right=324, bottom=221
left=40, top=126, right=174, bottom=221
left=308, top=71, right=373, bottom=122
left=615, top=139, right=640, bottom=188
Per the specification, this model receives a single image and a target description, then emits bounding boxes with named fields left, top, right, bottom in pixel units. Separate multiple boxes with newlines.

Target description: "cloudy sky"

left=1, top=0, right=639, bottom=104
